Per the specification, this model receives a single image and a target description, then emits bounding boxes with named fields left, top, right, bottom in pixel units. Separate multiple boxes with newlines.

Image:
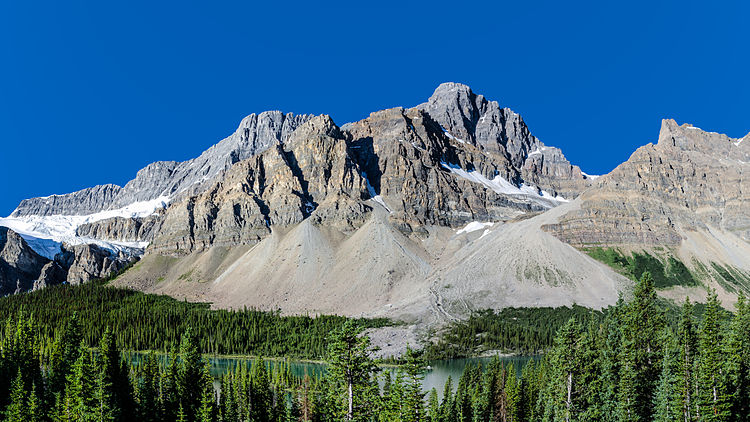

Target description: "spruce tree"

left=696, top=290, right=730, bottom=421
left=653, top=328, right=680, bottom=422
left=325, top=320, right=378, bottom=421
left=137, top=352, right=161, bottom=422
left=618, top=272, right=664, bottom=421
left=439, top=375, right=455, bottom=422
left=27, top=382, right=42, bottom=422
left=67, top=343, right=97, bottom=421
left=4, top=370, right=28, bottom=422
left=49, top=313, right=83, bottom=397
left=725, top=293, right=750, bottom=421
left=676, top=298, right=698, bottom=422
left=178, top=327, right=205, bottom=422
left=401, top=346, right=427, bottom=422
left=428, top=388, right=440, bottom=422
left=543, top=317, right=583, bottom=422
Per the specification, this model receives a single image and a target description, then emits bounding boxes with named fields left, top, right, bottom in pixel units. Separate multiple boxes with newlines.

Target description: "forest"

left=1, top=272, right=749, bottom=421
left=0, top=281, right=388, bottom=359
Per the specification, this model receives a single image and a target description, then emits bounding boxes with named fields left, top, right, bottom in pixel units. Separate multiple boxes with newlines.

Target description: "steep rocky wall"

left=544, top=119, right=750, bottom=247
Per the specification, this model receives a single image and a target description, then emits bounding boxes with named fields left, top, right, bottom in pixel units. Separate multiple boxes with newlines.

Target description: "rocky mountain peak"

left=418, top=82, right=487, bottom=145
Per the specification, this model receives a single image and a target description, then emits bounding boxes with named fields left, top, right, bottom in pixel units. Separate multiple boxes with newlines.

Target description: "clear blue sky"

left=1, top=0, right=748, bottom=216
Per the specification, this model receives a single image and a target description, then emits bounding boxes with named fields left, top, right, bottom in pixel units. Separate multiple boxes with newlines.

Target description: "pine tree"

left=439, top=375, right=455, bottom=422
left=325, top=321, right=378, bottom=421
left=49, top=313, right=83, bottom=397
left=599, top=297, right=625, bottom=422
left=505, top=362, right=520, bottom=422
left=96, top=329, right=120, bottom=422
left=725, top=293, right=750, bottom=421
left=162, top=346, right=180, bottom=422
left=198, top=363, right=215, bottom=422
left=67, top=343, right=97, bottom=421
left=676, top=298, right=698, bottom=422
left=428, top=388, right=440, bottom=422
left=653, top=328, right=680, bottom=422
left=543, top=317, right=582, bottom=422
left=177, top=403, right=188, bottom=422
left=401, top=346, right=427, bottom=422
left=27, top=382, right=42, bottom=422
left=178, top=327, right=205, bottom=422
left=618, top=272, right=664, bottom=421
left=137, top=352, right=161, bottom=422
left=249, top=358, right=272, bottom=422
left=696, top=290, right=730, bottom=421
left=299, top=374, right=314, bottom=422
left=4, top=370, right=28, bottom=422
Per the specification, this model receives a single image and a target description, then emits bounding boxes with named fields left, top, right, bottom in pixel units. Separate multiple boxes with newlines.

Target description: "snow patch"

left=0, top=196, right=169, bottom=257
left=361, top=172, right=392, bottom=213
left=440, top=162, right=568, bottom=203
left=456, top=221, right=494, bottom=235
left=440, top=126, right=467, bottom=144
left=582, top=172, right=600, bottom=180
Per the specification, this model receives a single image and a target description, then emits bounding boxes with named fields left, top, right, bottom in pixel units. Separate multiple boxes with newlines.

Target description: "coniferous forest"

left=0, top=281, right=389, bottom=359
left=1, top=272, right=749, bottom=421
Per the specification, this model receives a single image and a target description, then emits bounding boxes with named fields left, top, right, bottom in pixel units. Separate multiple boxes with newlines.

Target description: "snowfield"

left=0, top=196, right=169, bottom=259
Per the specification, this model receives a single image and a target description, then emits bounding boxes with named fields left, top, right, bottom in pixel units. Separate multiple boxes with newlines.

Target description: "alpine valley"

left=2, top=82, right=749, bottom=342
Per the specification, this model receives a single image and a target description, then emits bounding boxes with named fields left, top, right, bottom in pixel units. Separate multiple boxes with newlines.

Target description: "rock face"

left=11, top=111, right=315, bottom=217
left=416, top=82, right=591, bottom=199
left=544, top=120, right=750, bottom=247
left=13, top=185, right=123, bottom=217
left=0, top=226, right=134, bottom=292
left=0, top=227, right=64, bottom=294
left=55, top=243, right=132, bottom=285
left=76, top=215, right=162, bottom=243
left=343, top=106, right=553, bottom=232
left=149, top=115, right=371, bottom=254
left=149, top=96, right=582, bottom=255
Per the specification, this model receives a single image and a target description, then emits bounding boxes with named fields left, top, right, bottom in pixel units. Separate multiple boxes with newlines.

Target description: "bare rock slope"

left=544, top=120, right=750, bottom=302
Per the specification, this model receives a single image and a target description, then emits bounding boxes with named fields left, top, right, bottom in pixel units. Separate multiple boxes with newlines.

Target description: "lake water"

left=130, top=353, right=536, bottom=399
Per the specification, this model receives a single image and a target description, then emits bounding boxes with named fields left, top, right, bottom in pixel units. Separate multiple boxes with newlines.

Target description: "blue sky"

left=1, top=0, right=747, bottom=216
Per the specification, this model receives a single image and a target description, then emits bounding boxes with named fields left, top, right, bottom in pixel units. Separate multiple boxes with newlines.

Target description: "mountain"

left=543, top=119, right=750, bottom=304
left=2, top=82, right=746, bottom=335
left=0, top=111, right=314, bottom=261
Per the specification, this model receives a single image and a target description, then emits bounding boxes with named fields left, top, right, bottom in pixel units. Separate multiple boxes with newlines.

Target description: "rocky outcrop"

left=10, top=111, right=315, bottom=217
left=55, top=243, right=133, bottom=285
left=0, top=227, right=64, bottom=294
left=0, top=226, right=135, bottom=294
left=416, top=82, right=591, bottom=199
left=76, top=215, right=162, bottom=243
left=343, top=106, right=553, bottom=232
left=544, top=120, right=750, bottom=246
left=149, top=116, right=371, bottom=254
left=12, top=184, right=123, bottom=217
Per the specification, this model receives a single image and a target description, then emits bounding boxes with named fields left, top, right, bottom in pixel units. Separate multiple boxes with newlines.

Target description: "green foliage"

left=585, top=248, right=698, bottom=288
left=425, top=305, right=604, bottom=358
left=0, top=282, right=389, bottom=359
